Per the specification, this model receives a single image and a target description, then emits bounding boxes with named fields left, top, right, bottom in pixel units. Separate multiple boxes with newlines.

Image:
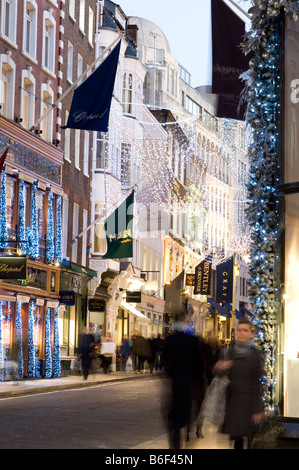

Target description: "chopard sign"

left=0, top=257, right=27, bottom=279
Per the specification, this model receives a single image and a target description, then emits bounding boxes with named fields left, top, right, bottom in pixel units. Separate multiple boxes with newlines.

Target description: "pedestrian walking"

left=131, top=331, right=151, bottom=373
left=214, top=319, right=265, bottom=449
left=120, top=336, right=131, bottom=371
left=163, top=306, right=205, bottom=449
left=78, top=327, right=95, bottom=380
left=100, top=332, right=116, bottom=374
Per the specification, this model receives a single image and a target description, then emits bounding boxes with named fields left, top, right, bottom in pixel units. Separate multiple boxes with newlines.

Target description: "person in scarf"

left=214, top=319, right=265, bottom=449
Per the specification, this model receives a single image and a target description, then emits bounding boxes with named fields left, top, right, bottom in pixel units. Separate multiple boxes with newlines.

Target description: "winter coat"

left=163, top=331, right=205, bottom=428
left=131, top=336, right=151, bottom=359
left=223, top=344, right=264, bottom=438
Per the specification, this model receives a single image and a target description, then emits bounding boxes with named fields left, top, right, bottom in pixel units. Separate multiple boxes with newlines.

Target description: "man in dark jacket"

left=78, top=327, right=95, bottom=380
left=163, top=307, right=205, bottom=449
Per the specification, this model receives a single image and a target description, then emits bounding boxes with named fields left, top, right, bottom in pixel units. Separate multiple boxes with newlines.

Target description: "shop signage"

left=0, top=256, right=27, bottom=280
left=60, top=291, right=76, bottom=306
left=126, top=291, right=141, bottom=303
left=185, top=273, right=195, bottom=286
left=89, top=298, right=106, bottom=312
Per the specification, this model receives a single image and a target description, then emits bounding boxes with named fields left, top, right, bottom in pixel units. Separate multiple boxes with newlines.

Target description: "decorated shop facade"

left=0, top=117, right=64, bottom=379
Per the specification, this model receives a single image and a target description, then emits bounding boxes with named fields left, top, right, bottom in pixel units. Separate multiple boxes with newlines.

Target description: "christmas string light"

left=0, top=301, right=3, bottom=381
left=53, top=307, right=61, bottom=377
left=16, top=302, right=24, bottom=379
left=45, top=307, right=52, bottom=378
left=46, top=191, right=54, bottom=263
left=242, top=0, right=299, bottom=410
left=0, top=172, right=7, bottom=249
left=27, top=300, right=36, bottom=377
left=55, top=195, right=62, bottom=263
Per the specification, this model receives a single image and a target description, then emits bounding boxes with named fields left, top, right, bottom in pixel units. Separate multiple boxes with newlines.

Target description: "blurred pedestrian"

left=163, top=306, right=205, bottom=449
left=120, top=336, right=131, bottom=371
left=147, top=335, right=156, bottom=374
left=100, top=332, right=116, bottom=374
left=214, top=319, right=265, bottom=449
left=78, top=327, right=95, bottom=380
left=131, top=331, right=151, bottom=373
left=154, top=334, right=164, bottom=371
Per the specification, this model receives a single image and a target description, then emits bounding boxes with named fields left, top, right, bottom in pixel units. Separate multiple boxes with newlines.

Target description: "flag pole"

left=70, top=183, right=137, bottom=245
left=224, top=0, right=251, bottom=20
left=29, top=34, right=122, bottom=133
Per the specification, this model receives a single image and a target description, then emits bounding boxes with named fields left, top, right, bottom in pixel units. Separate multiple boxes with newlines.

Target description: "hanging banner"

left=216, top=256, right=234, bottom=303
left=164, top=270, right=186, bottom=316
left=211, top=0, right=251, bottom=120
left=194, top=259, right=212, bottom=295
left=102, top=192, right=134, bottom=259
left=61, top=41, right=121, bottom=132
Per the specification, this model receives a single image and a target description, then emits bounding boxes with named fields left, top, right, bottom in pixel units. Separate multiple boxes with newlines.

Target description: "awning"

left=70, top=262, right=97, bottom=278
left=207, top=298, right=232, bottom=317
left=223, top=303, right=245, bottom=320
left=239, top=305, right=254, bottom=317
left=121, top=301, right=150, bottom=323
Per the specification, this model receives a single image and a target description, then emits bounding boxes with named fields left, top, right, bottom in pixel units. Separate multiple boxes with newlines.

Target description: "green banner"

left=102, top=192, right=134, bottom=259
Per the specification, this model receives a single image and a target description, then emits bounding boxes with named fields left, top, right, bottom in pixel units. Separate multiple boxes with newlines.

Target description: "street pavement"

left=0, top=370, right=231, bottom=450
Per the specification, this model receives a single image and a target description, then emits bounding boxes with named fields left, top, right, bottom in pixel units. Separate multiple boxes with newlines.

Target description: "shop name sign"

left=89, top=298, right=106, bottom=312
left=0, top=256, right=27, bottom=279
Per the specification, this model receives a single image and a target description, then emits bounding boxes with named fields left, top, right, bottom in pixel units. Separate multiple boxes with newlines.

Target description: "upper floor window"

left=42, top=11, right=56, bottom=74
left=1, top=0, right=17, bottom=45
left=79, top=0, right=85, bottom=33
left=40, top=83, right=54, bottom=142
left=67, top=41, right=73, bottom=83
left=88, top=7, right=94, bottom=45
left=0, top=54, right=15, bottom=119
left=122, top=73, right=132, bottom=114
left=21, top=69, right=35, bottom=129
left=69, top=0, right=75, bottom=20
left=23, top=1, right=38, bottom=60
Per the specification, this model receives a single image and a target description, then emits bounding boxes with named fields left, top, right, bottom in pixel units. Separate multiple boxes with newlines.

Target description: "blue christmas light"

left=53, top=307, right=61, bottom=377
left=0, top=172, right=8, bottom=249
left=27, top=300, right=35, bottom=377
left=16, top=302, right=24, bottom=379
left=45, top=307, right=52, bottom=377
left=46, top=192, right=54, bottom=263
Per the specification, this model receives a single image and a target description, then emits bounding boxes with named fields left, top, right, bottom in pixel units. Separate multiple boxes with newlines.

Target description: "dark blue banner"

left=216, top=256, right=234, bottom=304
left=61, top=41, right=121, bottom=132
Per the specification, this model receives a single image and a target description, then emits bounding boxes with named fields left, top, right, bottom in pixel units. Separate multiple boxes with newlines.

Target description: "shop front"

left=0, top=259, right=61, bottom=378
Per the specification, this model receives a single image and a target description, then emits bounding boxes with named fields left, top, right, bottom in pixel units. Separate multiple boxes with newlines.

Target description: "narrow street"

left=0, top=376, right=167, bottom=449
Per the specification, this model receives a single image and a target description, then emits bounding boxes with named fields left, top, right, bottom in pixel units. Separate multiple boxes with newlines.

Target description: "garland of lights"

left=55, top=195, right=62, bottom=263
left=30, top=180, right=39, bottom=259
left=243, top=0, right=299, bottom=410
left=27, top=300, right=35, bottom=377
left=46, top=192, right=54, bottom=263
left=45, top=307, right=52, bottom=377
left=16, top=302, right=24, bottom=379
left=19, top=180, right=26, bottom=254
left=0, top=172, right=7, bottom=249
left=53, top=307, right=61, bottom=377
left=0, top=302, right=3, bottom=381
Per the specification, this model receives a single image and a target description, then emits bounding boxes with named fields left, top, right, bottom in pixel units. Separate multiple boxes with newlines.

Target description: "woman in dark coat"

left=215, top=319, right=265, bottom=449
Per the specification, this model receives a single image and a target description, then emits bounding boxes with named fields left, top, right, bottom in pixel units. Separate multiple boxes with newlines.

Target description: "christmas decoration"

left=27, top=300, right=35, bottom=377
left=16, top=302, right=24, bottom=379
left=44, top=307, right=52, bottom=377
left=29, top=180, right=39, bottom=259
left=243, top=0, right=299, bottom=410
left=46, top=191, right=54, bottom=263
left=55, top=195, right=62, bottom=263
left=53, top=307, right=61, bottom=377
left=0, top=171, right=7, bottom=249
